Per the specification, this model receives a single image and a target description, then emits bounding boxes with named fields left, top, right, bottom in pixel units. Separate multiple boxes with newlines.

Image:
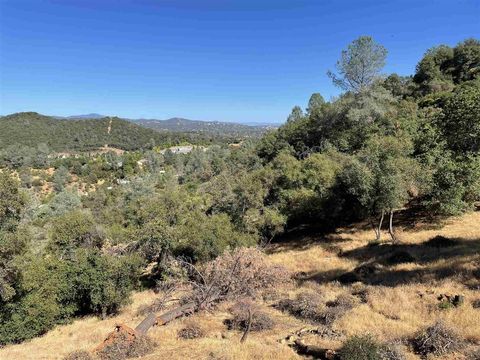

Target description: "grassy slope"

left=1, top=212, right=479, bottom=360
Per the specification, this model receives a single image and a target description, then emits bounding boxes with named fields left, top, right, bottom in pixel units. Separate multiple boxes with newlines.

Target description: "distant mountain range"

left=63, top=114, right=278, bottom=136
left=66, top=113, right=105, bottom=119
left=0, top=112, right=278, bottom=153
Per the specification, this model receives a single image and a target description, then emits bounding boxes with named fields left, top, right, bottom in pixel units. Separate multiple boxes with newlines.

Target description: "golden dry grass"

left=1, top=211, right=479, bottom=360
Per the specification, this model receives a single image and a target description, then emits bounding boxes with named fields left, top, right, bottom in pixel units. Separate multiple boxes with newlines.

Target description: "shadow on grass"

left=267, top=205, right=449, bottom=255
left=296, top=237, right=480, bottom=287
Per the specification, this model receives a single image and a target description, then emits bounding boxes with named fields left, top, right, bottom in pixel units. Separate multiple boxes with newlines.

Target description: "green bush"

left=339, top=335, right=381, bottom=360
left=0, top=250, right=141, bottom=345
left=48, top=210, right=105, bottom=256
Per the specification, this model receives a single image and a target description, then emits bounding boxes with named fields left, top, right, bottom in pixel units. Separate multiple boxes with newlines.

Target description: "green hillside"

left=0, top=112, right=191, bottom=152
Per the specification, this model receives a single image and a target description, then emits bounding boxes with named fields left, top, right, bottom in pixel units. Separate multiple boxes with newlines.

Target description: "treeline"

left=259, top=37, right=480, bottom=224
left=0, top=36, right=479, bottom=345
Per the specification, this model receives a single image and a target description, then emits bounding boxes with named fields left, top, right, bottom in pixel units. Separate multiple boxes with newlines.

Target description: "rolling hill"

left=134, top=117, right=275, bottom=137
left=56, top=113, right=277, bottom=137
left=0, top=112, right=193, bottom=152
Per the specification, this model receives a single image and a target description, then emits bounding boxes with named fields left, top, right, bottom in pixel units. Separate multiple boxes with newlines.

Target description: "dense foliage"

left=0, top=36, right=478, bottom=345
left=0, top=112, right=224, bottom=156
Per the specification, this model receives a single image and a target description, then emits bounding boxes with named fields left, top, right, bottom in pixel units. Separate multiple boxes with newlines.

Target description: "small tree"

left=328, top=36, right=387, bottom=93
left=287, top=106, right=304, bottom=123
left=358, top=136, right=422, bottom=243
left=53, top=166, right=70, bottom=192
left=441, top=85, right=480, bottom=154
left=307, top=93, right=325, bottom=114
left=0, top=172, right=26, bottom=230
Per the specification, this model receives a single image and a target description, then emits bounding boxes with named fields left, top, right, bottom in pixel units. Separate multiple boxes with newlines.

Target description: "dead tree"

left=240, top=307, right=252, bottom=343
left=94, top=248, right=289, bottom=353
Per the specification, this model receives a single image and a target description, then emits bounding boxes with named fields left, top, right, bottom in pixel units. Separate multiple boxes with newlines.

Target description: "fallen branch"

left=293, top=339, right=337, bottom=359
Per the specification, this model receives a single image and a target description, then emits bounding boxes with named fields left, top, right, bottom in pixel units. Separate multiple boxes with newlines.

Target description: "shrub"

left=378, top=343, right=406, bottom=360
left=412, top=321, right=464, bottom=356
left=97, top=333, right=156, bottom=360
left=63, top=350, right=94, bottom=360
left=184, top=248, right=291, bottom=307
left=178, top=321, right=205, bottom=339
left=277, top=293, right=355, bottom=325
left=467, top=347, right=480, bottom=360
left=438, top=301, right=454, bottom=310
left=49, top=210, right=105, bottom=256
left=276, top=292, right=324, bottom=323
left=338, top=335, right=381, bottom=360
left=225, top=300, right=274, bottom=332
left=471, top=299, right=480, bottom=309
left=0, top=250, right=141, bottom=345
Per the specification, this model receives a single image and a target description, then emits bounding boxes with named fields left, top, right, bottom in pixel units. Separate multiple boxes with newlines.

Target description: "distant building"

left=159, top=145, right=205, bottom=155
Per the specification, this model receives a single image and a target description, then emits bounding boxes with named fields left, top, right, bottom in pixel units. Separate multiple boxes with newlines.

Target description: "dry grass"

left=1, top=211, right=479, bottom=360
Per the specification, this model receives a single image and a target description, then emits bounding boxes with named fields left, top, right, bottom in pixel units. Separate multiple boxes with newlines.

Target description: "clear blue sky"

left=1, top=0, right=479, bottom=123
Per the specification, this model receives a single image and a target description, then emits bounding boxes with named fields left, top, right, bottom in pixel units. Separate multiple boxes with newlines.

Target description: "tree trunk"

left=240, top=309, right=252, bottom=343
left=134, top=302, right=196, bottom=335
left=135, top=312, right=157, bottom=335
left=375, top=210, right=385, bottom=241
left=388, top=210, right=398, bottom=244
left=101, top=307, right=107, bottom=320
left=292, top=340, right=336, bottom=359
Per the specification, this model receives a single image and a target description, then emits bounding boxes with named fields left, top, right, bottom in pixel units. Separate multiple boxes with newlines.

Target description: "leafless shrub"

left=378, top=343, right=406, bottom=360
left=319, top=294, right=356, bottom=326
left=225, top=300, right=274, bottom=332
left=312, top=326, right=344, bottom=340
left=97, top=333, right=156, bottom=360
left=466, top=347, right=480, bottom=360
left=183, top=248, right=291, bottom=309
left=320, top=307, right=348, bottom=326
left=63, top=350, right=94, bottom=360
left=412, top=320, right=464, bottom=356
left=261, top=288, right=287, bottom=302
left=472, top=299, right=480, bottom=309
left=276, top=292, right=324, bottom=323
left=326, top=294, right=355, bottom=309
left=278, top=292, right=355, bottom=325
left=136, top=300, right=166, bottom=317
left=136, top=285, right=177, bottom=316
left=178, top=321, right=205, bottom=339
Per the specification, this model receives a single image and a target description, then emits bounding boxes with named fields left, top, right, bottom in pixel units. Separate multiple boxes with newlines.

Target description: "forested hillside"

left=0, top=37, right=479, bottom=360
left=0, top=112, right=203, bottom=153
